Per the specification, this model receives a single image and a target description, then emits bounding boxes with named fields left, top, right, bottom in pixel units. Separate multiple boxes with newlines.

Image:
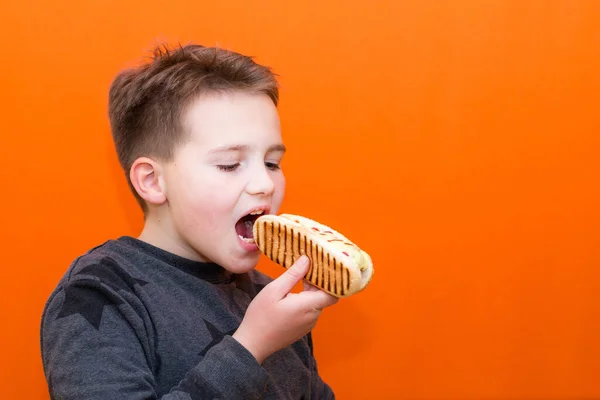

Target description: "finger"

left=302, top=280, right=320, bottom=292
left=312, top=292, right=339, bottom=310
left=271, top=256, right=310, bottom=298
left=289, top=289, right=340, bottom=311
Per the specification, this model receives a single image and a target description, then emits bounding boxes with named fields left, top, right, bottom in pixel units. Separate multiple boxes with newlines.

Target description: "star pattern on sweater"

left=198, top=319, right=236, bottom=357
left=196, top=279, right=272, bottom=357
left=56, top=257, right=148, bottom=330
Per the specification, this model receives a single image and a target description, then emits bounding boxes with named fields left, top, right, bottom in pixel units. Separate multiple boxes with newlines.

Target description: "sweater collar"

left=117, top=236, right=234, bottom=284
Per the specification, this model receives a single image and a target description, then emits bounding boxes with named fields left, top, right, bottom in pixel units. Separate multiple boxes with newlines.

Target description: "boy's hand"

left=232, top=256, right=338, bottom=364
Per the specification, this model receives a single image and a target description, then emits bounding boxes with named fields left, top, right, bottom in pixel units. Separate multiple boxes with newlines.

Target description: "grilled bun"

left=253, top=214, right=374, bottom=298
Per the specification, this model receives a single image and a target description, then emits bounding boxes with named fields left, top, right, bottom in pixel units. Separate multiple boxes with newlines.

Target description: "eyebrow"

left=268, top=144, right=287, bottom=153
left=208, top=144, right=287, bottom=154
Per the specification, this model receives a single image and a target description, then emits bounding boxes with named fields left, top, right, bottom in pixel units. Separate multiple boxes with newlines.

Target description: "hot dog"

left=253, top=214, right=374, bottom=298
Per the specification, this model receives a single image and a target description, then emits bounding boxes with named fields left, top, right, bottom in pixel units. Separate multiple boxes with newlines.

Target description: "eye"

left=265, top=162, right=281, bottom=171
left=217, top=163, right=240, bottom=172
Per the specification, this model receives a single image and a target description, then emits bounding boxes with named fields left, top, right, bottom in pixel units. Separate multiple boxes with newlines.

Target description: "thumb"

left=273, top=255, right=310, bottom=297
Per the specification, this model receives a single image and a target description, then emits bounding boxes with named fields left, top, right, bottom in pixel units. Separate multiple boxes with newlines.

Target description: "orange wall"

left=2, top=1, right=600, bottom=399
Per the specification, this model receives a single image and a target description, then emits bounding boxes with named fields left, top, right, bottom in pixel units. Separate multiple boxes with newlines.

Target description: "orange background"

left=2, top=1, right=600, bottom=399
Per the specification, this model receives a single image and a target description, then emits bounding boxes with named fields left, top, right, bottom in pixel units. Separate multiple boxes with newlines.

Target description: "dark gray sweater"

left=40, top=236, right=335, bottom=399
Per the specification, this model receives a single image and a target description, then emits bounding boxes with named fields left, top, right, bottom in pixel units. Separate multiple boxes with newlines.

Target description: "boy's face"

left=160, top=92, right=286, bottom=273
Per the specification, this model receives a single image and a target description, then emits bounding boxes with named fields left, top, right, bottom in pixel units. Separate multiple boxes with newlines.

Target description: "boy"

left=40, top=43, right=338, bottom=399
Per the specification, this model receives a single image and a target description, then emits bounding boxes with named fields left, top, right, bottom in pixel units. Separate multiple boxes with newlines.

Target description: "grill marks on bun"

left=253, top=214, right=373, bottom=298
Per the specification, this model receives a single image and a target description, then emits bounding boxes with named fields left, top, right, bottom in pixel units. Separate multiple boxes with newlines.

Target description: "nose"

left=246, top=164, right=276, bottom=196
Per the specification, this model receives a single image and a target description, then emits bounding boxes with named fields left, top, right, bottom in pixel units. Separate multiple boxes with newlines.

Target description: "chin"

left=222, top=253, right=261, bottom=274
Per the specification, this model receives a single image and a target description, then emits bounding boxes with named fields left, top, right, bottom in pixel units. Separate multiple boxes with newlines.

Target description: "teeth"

left=249, top=210, right=264, bottom=215
left=238, top=235, right=255, bottom=244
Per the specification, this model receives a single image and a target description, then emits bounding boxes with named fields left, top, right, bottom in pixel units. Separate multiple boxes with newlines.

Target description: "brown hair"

left=108, top=43, right=279, bottom=213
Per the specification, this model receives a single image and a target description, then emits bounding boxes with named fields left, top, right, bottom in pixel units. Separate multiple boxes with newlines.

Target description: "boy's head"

left=108, top=43, right=286, bottom=272
left=108, top=44, right=279, bottom=212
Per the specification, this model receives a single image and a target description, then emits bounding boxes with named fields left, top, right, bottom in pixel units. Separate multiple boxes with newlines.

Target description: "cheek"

left=182, top=189, right=233, bottom=230
left=169, top=175, right=231, bottom=231
left=272, top=174, right=286, bottom=211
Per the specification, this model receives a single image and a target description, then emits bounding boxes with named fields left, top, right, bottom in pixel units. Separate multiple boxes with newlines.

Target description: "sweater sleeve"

left=41, top=278, right=268, bottom=400
left=306, top=333, right=336, bottom=400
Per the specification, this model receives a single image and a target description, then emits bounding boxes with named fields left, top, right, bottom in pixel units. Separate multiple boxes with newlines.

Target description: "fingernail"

left=298, top=255, right=309, bottom=266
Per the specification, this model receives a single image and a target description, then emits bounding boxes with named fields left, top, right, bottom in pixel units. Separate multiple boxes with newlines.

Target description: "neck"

left=138, top=210, right=206, bottom=262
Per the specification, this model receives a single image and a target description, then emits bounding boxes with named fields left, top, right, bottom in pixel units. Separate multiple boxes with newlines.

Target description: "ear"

left=129, top=157, right=167, bottom=206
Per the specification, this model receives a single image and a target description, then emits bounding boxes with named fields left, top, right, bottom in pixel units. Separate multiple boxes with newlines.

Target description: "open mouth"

left=235, top=209, right=264, bottom=244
